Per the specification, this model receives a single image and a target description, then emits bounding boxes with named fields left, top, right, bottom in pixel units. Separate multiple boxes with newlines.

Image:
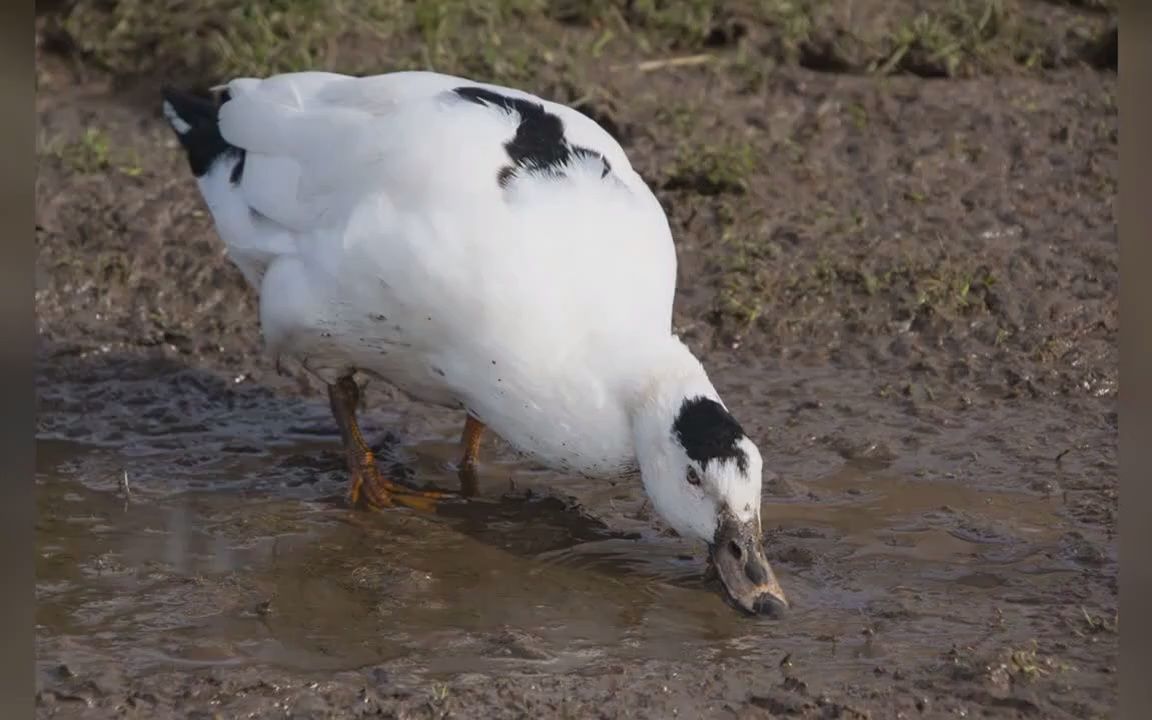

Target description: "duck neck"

left=624, top=337, right=720, bottom=453
left=620, top=336, right=728, bottom=539
left=623, top=336, right=718, bottom=405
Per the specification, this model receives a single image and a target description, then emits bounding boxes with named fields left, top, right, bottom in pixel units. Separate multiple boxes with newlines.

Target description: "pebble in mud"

left=481, top=629, right=552, bottom=661
left=770, top=545, right=818, bottom=568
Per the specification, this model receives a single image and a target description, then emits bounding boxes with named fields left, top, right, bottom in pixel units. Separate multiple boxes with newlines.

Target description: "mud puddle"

left=36, top=416, right=1079, bottom=691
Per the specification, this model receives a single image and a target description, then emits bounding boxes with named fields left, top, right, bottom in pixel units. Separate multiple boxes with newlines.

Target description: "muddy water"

left=36, top=358, right=1093, bottom=699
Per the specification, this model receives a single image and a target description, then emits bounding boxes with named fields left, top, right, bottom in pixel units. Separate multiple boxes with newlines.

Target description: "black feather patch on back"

left=452, top=86, right=611, bottom=187
left=672, top=396, right=749, bottom=473
left=161, top=86, right=246, bottom=184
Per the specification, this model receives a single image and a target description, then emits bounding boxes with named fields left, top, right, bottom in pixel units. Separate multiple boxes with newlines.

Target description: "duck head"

left=629, top=345, right=788, bottom=616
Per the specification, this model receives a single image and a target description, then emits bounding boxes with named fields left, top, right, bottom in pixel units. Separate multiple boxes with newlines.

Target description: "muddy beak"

left=709, top=512, right=788, bottom=616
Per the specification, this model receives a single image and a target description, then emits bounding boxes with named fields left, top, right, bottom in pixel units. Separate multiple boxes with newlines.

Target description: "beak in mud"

left=709, top=512, right=788, bottom=617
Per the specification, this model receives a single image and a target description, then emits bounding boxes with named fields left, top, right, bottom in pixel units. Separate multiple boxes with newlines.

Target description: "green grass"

left=871, top=0, right=1002, bottom=77
left=41, top=126, right=143, bottom=176
left=43, top=0, right=1118, bottom=112
left=665, top=139, right=756, bottom=196
left=549, top=0, right=726, bottom=48
left=1005, top=641, right=1074, bottom=681
left=713, top=234, right=1000, bottom=339
left=55, top=0, right=555, bottom=85
left=48, top=0, right=1115, bottom=86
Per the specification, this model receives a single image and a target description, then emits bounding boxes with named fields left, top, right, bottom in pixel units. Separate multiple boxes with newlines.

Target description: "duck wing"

left=164, top=70, right=677, bottom=364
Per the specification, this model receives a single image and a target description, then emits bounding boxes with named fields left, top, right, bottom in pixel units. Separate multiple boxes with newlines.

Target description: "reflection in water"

left=36, top=429, right=1076, bottom=685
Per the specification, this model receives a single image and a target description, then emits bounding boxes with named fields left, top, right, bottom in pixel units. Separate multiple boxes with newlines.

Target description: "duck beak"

left=709, top=511, right=788, bottom=616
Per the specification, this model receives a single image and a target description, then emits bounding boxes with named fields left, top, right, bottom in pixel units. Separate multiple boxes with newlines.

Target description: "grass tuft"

left=45, top=0, right=1116, bottom=85
left=665, top=140, right=756, bottom=196
left=52, top=0, right=555, bottom=85
left=41, top=126, right=143, bottom=176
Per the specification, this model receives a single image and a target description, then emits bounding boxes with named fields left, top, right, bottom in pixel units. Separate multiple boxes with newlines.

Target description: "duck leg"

left=457, top=414, right=486, bottom=496
left=327, top=375, right=446, bottom=511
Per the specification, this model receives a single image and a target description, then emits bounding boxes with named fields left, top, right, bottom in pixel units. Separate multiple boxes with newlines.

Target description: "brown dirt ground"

left=35, top=1, right=1117, bottom=717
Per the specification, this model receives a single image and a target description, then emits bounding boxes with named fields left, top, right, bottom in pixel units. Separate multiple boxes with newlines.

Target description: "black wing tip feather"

left=161, top=84, right=244, bottom=183
left=161, top=86, right=216, bottom=124
left=451, top=85, right=612, bottom=189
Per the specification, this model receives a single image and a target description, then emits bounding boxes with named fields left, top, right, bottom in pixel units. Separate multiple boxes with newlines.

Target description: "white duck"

left=161, top=70, right=787, bottom=614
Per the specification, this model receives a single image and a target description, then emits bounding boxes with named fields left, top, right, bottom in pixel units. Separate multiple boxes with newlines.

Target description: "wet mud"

left=36, top=1, right=1116, bottom=716
left=35, top=353, right=1116, bottom=718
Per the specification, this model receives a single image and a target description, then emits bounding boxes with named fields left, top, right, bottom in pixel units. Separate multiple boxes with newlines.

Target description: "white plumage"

left=163, top=70, right=787, bottom=614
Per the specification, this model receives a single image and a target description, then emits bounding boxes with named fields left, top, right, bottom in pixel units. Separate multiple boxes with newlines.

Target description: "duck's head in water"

left=630, top=360, right=788, bottom=616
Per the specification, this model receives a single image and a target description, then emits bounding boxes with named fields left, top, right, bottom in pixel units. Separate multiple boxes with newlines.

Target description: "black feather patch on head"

left=672, top=396, right=749, bottom=474
left=452, top=86, right=611, bottom=187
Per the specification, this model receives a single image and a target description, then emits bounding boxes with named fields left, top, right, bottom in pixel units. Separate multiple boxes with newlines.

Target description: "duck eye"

left=686, top=467, right=702, bottom=486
